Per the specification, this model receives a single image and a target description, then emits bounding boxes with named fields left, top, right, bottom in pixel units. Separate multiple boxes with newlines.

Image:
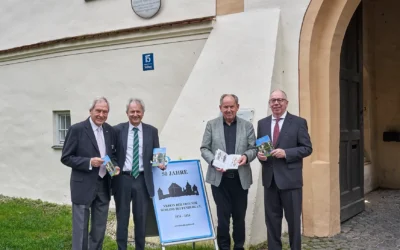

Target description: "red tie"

left=273, top=118, right=281, bottom=146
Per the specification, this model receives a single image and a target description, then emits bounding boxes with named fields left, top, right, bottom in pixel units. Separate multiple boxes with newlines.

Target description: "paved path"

left=275, top=189, right=400, bottom=249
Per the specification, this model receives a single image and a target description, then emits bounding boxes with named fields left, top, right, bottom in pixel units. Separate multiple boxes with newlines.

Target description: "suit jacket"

left=200, top=116, right=257, bottom=190
left=257, top=112, right=312, bottom=190
left=61, top=118, right=117, bottom=205
left=112, top=122, right=159, bottom=197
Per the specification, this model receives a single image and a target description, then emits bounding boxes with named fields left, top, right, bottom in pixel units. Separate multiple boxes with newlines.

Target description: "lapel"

left=217, top=117, right=226, bottom=152
left=275, top=112, right=293, bottom=147
left=84, top=118, right=100, bottom=155
left=121, top=122, right=129, bottom=153
left=103, top=124, right=111, bottom=155
left=265, top=116, right=272, bottom=139
left=142, top=123, right=150, bottom=158
left=235, top=118, right=243, bottom=154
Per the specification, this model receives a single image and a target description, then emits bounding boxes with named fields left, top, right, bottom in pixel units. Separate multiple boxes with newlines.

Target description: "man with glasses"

left=256, top=90, right=312, bottom=250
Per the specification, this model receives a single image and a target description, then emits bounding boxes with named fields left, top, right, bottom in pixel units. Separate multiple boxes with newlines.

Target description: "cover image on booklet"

left=152, top=147, right=167, bottom=167
left=256, top=135, right=274, bottom=157
left=212, top=149, right=242, bottom=170
left=102, top=155, right=117, bottom=177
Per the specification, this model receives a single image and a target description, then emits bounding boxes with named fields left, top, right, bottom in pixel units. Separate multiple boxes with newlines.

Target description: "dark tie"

left=131, top=127, right=139, bottom=178
left=273, top=118, right=281, bottom=146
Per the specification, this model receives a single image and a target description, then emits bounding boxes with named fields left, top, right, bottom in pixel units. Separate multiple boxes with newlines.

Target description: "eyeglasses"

left=269, top=98, right=286, bottom=104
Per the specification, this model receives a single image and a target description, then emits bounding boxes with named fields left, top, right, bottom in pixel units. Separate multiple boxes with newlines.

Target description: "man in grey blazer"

left=200, top=94, right=257, bottom=250
left=257, top=90, right=312, bottom=250
left=112, top=98, right=166, bottom=250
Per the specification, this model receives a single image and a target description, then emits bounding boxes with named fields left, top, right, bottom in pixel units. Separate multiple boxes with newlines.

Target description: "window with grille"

left=53, top=111, right=71, bottom=147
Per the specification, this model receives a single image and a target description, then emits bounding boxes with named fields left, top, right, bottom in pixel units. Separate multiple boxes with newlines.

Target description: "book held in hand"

left=102, top=155, right=117, bottom=177
left=212, top=149, right=242, bottom=170
left=152, top=148, right=170, bottom=167
left=256, top=135, right=274, bottom=157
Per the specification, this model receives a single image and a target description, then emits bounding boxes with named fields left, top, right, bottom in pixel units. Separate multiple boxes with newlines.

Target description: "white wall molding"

left=0, top=20, right=213, bottom=64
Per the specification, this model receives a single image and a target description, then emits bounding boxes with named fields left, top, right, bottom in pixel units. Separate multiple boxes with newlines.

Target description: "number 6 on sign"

left=142, top=53, right=154, bottom=71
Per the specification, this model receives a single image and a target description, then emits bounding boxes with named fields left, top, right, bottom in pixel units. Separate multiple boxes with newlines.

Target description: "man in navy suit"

left=112, top=98, right=166, bottom=250
left=257, top=90, right=312, bottom=250
left=61, top=97, right=120, bottom=250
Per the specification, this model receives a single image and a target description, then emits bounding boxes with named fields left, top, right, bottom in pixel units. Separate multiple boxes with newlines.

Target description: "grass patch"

left=0, top=195, right=126, bottom=250
left=0, top=195, right=219, bottom=250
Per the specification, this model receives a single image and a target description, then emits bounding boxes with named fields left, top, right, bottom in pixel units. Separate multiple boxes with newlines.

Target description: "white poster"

left=152, top=160, right=215, bottom=244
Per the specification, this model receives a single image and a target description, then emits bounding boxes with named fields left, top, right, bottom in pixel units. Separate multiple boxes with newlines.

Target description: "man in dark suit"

left=113, top=98, right=166, bottom=250
left=257, top=90, right=312, bottom=250
left=200, top=94, right=257, bottom=250
left=61, top=97, right=120, bottom=250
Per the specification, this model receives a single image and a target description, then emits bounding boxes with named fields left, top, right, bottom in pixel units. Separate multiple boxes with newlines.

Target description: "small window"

left=53, top=111, right=71, bottom=148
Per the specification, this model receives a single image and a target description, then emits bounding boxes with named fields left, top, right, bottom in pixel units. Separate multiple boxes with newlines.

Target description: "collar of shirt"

left=223, top=116, right=237, bottom=126
left=129, top=122, right=143, bottom=132
left=89, top=117, right=102, bottom=132
left=273, top=111, right=287, bottom=121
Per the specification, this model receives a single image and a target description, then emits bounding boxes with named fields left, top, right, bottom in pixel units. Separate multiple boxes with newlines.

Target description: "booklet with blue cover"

left=102, top=155, right=117, bottom=177
left=152, top=148, right=167, bottom=167
left=256, top=135, right=274, bottom=157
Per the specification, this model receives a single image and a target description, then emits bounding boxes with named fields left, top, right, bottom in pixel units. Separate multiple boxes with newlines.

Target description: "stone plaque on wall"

left=131, top=0, right=161, bottom=19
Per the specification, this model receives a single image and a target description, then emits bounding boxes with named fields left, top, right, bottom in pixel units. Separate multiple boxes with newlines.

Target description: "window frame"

left=52, top=111, right=71, bottom=149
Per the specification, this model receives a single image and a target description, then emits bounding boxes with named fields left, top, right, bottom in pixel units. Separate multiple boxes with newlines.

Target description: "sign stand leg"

left=213, top=239, right=219, bottom=250
left=162, top=246, right=166, bottom=250
left=192, top=242, right=195, bottom=249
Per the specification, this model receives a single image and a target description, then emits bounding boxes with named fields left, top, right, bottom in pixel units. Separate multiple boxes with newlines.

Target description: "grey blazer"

left=200, top=116, right=257, bottom=190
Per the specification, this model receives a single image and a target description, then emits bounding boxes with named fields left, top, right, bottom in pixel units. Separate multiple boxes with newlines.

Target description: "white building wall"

left=0, top=0, right=215, bottom=51
left=0, top=36, right=207, bottom=205
left=245, top=0, right=312, bottom=115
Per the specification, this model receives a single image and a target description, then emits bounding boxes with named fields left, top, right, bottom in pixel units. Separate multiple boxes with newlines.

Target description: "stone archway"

left=299, top=0, right=361, bottom=237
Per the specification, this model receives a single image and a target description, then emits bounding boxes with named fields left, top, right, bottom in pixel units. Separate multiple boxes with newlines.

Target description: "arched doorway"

left=299, top=0, right=362, bottom=237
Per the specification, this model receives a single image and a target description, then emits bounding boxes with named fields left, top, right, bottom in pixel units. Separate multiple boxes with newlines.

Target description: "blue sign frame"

left=152, top=160, right=215, bottom=245
left=142, top=53, right=154, bottom=71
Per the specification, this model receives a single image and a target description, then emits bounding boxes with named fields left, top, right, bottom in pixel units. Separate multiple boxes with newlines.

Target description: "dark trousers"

left=264, top=177, right=302, bottom=250
left=72, top=177, right=110, bottom=250
left=114, top=173, right=150, bottom=250
left=211, top=172, right=248, bottom=250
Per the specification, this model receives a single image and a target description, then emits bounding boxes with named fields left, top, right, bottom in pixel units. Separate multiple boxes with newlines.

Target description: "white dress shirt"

left=123, top=123, right=144, bottom=172
left=271, top=111, right=287, bottom=139
left=89, top=118, right=106, bottom=170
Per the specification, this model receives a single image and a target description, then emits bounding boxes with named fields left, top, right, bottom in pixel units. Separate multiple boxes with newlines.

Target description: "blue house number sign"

left=143, top=53, right=154, bottom=71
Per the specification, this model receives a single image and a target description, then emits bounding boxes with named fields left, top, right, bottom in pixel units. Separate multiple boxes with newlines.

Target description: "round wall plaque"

left=131, top=0, right=161, bottom=19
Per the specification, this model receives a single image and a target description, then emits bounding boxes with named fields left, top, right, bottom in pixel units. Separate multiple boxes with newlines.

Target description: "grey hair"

left=219, top=94, right=239, bottom=105
left=89, top=96, right=110, bottom=111
left=126, top=98, right=146, bottom=113
left=270, top=89, right=288, bottom=99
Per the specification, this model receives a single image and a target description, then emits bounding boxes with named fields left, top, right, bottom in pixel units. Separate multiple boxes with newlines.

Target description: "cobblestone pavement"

left=255, top=189, right=400, bottom=250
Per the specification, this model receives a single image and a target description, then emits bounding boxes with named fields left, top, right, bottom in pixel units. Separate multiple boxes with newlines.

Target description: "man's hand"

left=90, top=157, right=104, bottom=167
left=215, top=167, right=226, bottom=172
left=238, top=155, right=247, bottom=166
left=158, top=163, right=167, bottom=171
left=271, top=149, right=286, bottom=159
left=114, top=166, right=121, bottom=175
left=257, top=151, right=268, bottom=161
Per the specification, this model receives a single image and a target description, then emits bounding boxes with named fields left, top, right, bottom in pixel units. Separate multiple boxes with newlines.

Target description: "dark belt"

left=122, top=171, right=144, bottom=176
left=223, top=170, right=239, bottom=179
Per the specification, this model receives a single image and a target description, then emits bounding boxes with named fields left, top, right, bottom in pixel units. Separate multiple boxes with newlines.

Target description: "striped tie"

left=131, top=127, right=139, bottom=178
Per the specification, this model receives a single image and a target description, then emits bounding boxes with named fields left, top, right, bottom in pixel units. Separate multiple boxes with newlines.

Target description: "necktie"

left=272, top=118, right=281, bottom=146
left=131, top=127, right=140, bottom=178
left=97, top=127, right=107, bottom=178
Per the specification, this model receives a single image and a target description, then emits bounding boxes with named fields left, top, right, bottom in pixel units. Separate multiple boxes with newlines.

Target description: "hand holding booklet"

left=256, top=135, right=274, bottom=157
left=212, top=149, right=242, bottom=170
left=102, top=155, right=117, bottom=177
